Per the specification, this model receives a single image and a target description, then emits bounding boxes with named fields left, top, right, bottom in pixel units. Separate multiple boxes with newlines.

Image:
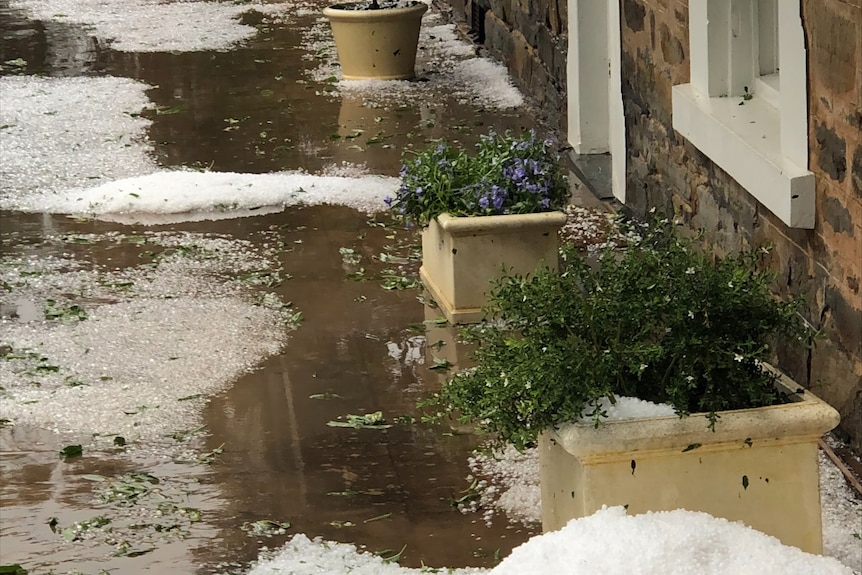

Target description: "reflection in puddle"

left=1, top=0, right=544, bottom=571
left=0, top=207, right=538, bottom=572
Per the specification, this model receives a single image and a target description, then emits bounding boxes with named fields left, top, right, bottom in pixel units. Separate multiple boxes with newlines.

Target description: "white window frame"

left=672, top=0, right=814, bottom=228
left=567, top=0, right=626, bottom=203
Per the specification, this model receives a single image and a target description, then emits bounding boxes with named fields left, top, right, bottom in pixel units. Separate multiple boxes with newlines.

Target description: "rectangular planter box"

left=539, top=372, right=840, bottom=554
left=419, top=211, right=566, bottom=324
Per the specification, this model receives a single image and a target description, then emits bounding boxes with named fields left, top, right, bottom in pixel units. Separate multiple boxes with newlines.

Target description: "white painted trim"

left=673, top=84, right=814, bottom=228
left=754, top=73, right=780, bottom=109
left=675, top=0, right=813, bottom=228
left=688, top=0, right=711, bottom=96
left=567, top=0, right=609, bottom=154
left=777, top=1, right=808, bottom=168
left=607, top=0, right=626, bottom=204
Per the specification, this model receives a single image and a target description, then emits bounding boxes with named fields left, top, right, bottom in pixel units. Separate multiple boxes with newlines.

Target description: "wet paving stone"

left=0, top=1, right=547, bottom=572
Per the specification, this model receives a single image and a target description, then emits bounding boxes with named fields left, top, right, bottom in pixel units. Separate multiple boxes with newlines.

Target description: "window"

left=672, top=0, right=814, bottom=228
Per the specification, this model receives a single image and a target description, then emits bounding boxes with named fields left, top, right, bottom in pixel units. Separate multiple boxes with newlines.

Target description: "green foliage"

left=427, top=215, right=813, bottom=450
left=386, top=130, right=569, bottom=227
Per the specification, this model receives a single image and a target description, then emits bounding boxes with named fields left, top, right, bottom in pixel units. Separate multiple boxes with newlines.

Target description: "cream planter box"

left=419, top=211, right=566, bottom=324
left=539, top=373, right=840, bottom=554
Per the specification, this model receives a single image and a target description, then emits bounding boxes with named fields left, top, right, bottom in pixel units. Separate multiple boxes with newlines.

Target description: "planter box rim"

left=434, top=211, right=567, bottom=236
left=550, top=369, right=840, bottom=459
left=324, top=2, right=427, bottom=21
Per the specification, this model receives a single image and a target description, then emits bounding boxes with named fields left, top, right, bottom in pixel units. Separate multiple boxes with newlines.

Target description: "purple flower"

left=513, top=164, right=527, bottom=182
left=479, top=196, right=490, bottom=210
left=540, top=198, right=551, bottom=208
left=415, top=186, right=424, bottom=196
left=384, top=196, right=392, bottom=207
left=491, top=185, right=506, bottom=210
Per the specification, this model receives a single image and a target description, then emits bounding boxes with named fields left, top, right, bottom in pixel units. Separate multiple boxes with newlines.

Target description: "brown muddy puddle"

left=0, top=1, right=545, bottom=572
left=0, top=206, right=537, bottom=574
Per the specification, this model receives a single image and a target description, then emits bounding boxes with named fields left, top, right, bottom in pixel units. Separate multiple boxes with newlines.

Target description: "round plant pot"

left=323, top=2, right=428, bottom=80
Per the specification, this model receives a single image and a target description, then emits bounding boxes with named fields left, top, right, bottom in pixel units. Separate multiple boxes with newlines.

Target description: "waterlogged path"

left=0, top=1, right=543, bottom=572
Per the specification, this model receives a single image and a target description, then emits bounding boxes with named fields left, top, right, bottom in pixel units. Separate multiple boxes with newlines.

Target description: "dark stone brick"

left=487, top=0, right=510, bottom=23
left=623, top=0, right=646, bottom=33
left=650, top=12, right=656, bottom=49
left=537, top=24, right=554, bottom=77
left=852, top=145, right=862, bottom=199
left=823, top=196, right=855, bottom=236
left=485, top=13, right=515, bottom=61
left=551, top=39, right=566, bottom=88
left=825, top=285, right=862, bottom=355
left=660, top=22, right=685, bottom=65
left=511, top=1, right=540, bottom=48
left=808, top=0, right=856, bottom=95
left=815, top=122, right=847, bottom=182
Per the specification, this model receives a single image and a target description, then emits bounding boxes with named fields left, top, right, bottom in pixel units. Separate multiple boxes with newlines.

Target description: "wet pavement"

left=0, top=2, right=549, bottom=572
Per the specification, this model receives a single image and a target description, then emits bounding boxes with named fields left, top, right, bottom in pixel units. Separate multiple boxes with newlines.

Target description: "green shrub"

left=425, top=215, right=814, bottom=450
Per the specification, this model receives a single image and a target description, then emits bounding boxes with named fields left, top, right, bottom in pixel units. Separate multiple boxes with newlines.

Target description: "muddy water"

left=195, top=206, right=528, bottom=571
left=1, top=1, right=543, bottom=572
left=1, top=207, right=536, bottom=573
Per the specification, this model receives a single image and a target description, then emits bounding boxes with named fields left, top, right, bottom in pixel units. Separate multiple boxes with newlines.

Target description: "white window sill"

left=672, top=83, right=814, bottom=228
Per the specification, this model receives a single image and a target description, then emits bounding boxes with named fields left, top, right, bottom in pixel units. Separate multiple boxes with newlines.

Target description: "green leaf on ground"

left=327, top=411, right=392, bottom=429
left=428, top=357, right=452, bottom=371
left=60, top=445, right=83, bottom=459
left=309, top=392, right=342, bottom=400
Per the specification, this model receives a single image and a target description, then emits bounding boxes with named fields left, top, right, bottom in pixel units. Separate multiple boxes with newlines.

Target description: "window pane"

left=758, top=0, right=779, bottom=76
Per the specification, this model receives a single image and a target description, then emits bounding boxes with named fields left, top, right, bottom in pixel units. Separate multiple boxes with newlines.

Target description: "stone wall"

left=442, top=0, right=569, bottom=130
left=619, top=0, right=862, bottom=450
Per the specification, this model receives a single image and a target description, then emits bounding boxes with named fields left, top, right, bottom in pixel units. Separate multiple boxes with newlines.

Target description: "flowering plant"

left=386, top=130, right=568, bottom=227
left=421, top=214, right=814, bottom=450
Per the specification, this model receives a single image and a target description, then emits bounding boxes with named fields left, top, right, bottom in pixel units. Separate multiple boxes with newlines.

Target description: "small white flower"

left=728, top=281, right=734, bottom=288
left=734, top=353, right=744, bottom=362
left=688, top=310, right=695, bottom=319
left=685, top=375, right=694, bottom=383
left=639, top=363, right=648, bottom=372
left=685, top=267, right=696, bottom=275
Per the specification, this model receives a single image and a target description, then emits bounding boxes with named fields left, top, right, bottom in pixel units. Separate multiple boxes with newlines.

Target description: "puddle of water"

left=1, top=3, right=532, bottom=179
left=0, top=207, right=537, bottom=573
left=1, top=1, right=546, bottom=571
left=1, top=426, right=222, bottom=573
left=193, top=206, right=534, bottom=570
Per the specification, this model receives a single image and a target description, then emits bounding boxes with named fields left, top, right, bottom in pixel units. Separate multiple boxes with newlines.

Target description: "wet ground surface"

left=1, top=207, right=531, bottom=573
left=0, top=1, right=546, bottom=572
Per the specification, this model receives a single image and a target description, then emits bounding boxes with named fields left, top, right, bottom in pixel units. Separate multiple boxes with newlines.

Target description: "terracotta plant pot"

left=323, top=2, right=428, bottom=80
left=539, top=370, right=840, bottom=554
left=419, top=211, right=567, bottom=324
